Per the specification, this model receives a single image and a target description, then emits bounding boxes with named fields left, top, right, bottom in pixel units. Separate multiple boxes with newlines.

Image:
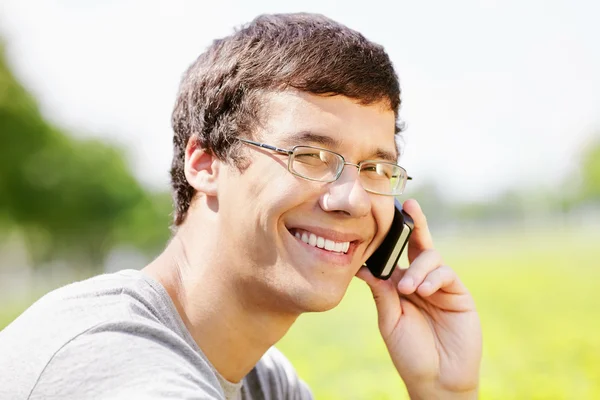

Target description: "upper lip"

left=286, top=224, right=366, bottom=243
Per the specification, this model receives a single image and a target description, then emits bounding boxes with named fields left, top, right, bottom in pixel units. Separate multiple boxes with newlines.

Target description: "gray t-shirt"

left=0, top=269, right=313, bottom=400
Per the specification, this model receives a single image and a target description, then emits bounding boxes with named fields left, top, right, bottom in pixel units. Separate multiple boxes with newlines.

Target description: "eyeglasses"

left=238, top=138, right=412, bottom=196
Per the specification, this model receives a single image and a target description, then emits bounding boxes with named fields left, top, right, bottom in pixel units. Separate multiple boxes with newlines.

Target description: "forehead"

left=258, top=90, right=398, bottom=161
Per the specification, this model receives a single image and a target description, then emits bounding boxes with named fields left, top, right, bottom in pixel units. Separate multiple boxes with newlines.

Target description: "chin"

left=306, top=296, right=344, bottom=313
left=290, top=281, right=350, bottom=313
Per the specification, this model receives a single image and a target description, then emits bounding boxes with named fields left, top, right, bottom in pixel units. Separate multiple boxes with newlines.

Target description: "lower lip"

left=287, top=229, right=355, bottom=266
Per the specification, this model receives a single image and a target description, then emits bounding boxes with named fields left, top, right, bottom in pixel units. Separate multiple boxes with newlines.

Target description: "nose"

left=319, top=163, right=371, bottom=217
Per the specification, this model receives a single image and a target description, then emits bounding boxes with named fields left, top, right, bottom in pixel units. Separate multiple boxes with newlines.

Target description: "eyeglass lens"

left=289, top=146, right=405, bottom=194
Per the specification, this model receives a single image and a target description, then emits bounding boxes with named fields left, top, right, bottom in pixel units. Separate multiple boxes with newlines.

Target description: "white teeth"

left=316, top=236, right=325, bottom=248
left=292, top=229, right=351, bottom=254
left=301, top=232, right=309, bottom=244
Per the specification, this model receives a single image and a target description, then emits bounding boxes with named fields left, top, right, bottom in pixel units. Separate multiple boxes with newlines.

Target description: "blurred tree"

left=401, top=181, right=448, bottom=228
left=0, top=40, right=171, bottom=271
left=580, top=136, right=600, bottom=202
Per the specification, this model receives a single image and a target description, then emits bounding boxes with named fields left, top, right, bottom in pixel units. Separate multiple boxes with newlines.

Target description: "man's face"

left=216, top=91, right=397, bottom=313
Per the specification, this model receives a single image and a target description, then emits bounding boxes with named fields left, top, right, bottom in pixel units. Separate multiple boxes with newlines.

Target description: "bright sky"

left=1, top=0, right=599, bottom=201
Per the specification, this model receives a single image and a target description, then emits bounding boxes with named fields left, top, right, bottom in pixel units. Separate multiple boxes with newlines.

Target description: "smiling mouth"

left=288, top=228, right=351, bottom=254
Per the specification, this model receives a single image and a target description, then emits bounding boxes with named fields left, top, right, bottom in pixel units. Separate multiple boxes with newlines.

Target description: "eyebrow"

left=282, top=130, right=399, bottom=163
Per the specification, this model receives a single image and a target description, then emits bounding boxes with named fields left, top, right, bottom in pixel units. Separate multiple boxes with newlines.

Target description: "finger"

left=403, top=199, right=434, bottom=254
left=388, top=264, right=408, bottom=288
left=416, top=264, right=467, bottom=297
left=355, top=266, right=402, bottom=335
left=397, top=249, right=443, bottom=295
left=420, top=291, right=476, bottom=312
left=356, top=263, right=406, bottom=287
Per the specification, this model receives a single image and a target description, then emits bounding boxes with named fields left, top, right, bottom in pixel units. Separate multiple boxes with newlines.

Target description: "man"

left=0, top=13, right=482, bottom=399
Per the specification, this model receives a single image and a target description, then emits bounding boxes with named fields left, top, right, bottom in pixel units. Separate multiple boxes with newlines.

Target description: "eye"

left=361, top=165, right=377, bottom=172
left=361, top=163, right=394, bottom=178
left=294, top=151, right=326, bottom=166
left=295, top=152, right=320, bottom=159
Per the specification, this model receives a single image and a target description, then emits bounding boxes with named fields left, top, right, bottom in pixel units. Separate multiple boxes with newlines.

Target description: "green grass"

left=2, top=226, right=599, bottom=399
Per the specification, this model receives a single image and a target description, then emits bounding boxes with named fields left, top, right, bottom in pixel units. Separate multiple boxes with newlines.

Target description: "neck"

left=142, top=221, right=298, bottom=383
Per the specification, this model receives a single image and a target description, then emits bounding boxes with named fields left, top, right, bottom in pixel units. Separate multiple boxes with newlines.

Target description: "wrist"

left=406, top=381, right=478, bottom=400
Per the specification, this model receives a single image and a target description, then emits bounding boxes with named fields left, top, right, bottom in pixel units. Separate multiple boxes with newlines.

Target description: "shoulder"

left=0, top=271, right=135, bottom=399
left=2, top=270, right=226, bottom=399
left=242, top=347, right=313, bottom=400
left=29, top=316, right=226, bottom=399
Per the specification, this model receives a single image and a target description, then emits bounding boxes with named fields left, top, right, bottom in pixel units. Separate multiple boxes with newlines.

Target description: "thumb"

left=355, top=266, right=402, bottom=336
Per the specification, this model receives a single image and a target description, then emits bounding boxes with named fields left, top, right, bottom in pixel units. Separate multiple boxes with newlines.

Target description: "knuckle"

left=439, top=264, right=454, bottom=274
left=424, top=275, right=439, bottom=286
left=420, top=248, right=437, bottom=258
left=423, top=248, right=443, bottom=264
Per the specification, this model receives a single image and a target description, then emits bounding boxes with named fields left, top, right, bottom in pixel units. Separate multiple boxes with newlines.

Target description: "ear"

left=184, top=135, right=220, bottom=196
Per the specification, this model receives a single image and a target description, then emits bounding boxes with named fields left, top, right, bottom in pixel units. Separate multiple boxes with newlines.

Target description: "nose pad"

left=344, top=162, right=361, bottom=172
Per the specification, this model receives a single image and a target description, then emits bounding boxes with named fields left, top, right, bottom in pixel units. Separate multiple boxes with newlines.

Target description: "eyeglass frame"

left=237, top=137, right=412, bottom=196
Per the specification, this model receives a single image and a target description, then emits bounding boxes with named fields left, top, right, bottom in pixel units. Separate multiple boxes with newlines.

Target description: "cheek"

left=221, top=161, right=307, bottom=229
left=219, top=163, right=316, bottom=266
left=372, top=198, right=395, bottom=244
left=244, top=164, right=297, bottom=212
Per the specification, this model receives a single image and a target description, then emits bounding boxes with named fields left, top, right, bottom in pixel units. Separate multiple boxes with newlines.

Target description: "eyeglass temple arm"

left=237, top=138, right=292, bottom=155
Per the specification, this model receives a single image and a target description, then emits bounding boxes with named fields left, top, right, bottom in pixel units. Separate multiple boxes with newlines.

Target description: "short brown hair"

left=170, top=13, right=402, bottom=226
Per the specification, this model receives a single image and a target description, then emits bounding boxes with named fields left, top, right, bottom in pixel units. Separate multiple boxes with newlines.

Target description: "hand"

left=356, top=199, right=482, bottom=399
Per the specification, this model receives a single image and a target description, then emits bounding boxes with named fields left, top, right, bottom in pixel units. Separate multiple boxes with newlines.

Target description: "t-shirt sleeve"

left=29, top=320, right=228, bottom=400
left=241, top=347, right=313, bottom=400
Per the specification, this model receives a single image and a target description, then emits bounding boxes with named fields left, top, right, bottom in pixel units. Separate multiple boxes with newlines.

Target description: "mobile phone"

left=364, top=198, right=414, bottom=280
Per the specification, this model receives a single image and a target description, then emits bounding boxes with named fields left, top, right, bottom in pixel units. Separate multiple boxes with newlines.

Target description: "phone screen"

left=364, top=199, right=414, bottom=280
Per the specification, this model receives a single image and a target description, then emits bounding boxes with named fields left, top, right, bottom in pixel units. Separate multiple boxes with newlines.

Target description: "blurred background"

left=0, top=1, right=599, bottom=399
